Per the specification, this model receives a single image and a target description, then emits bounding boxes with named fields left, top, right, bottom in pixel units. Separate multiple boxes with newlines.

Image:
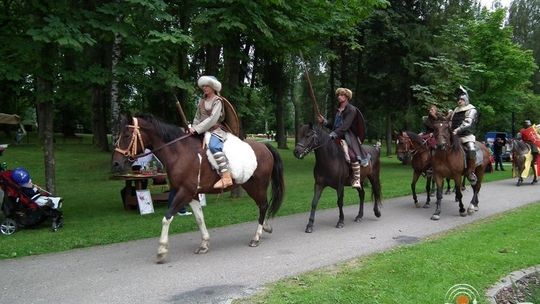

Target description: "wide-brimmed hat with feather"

left=197, top=76, right=222, bottom=93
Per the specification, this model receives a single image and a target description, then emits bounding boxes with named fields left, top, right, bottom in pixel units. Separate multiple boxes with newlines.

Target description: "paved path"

left=0, top=178, right=538, bottom=304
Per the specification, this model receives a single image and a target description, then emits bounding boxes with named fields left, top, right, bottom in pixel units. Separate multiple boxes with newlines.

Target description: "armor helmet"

left=524, top=120, right=532, bottom=128
left=12, top=167, right=31, bottom=185
left=456, top=85, right=470, bottom=106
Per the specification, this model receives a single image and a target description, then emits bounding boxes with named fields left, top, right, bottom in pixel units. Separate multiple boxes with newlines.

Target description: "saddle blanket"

left=204, top=132, right=257, bottom=184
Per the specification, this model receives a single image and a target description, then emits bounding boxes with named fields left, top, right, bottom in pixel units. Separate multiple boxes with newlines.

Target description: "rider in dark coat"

left=317, top=87, right=369, bottom=188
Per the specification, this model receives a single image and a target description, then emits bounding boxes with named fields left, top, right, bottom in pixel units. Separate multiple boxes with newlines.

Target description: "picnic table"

left=111, top=172, right=168, bottom=210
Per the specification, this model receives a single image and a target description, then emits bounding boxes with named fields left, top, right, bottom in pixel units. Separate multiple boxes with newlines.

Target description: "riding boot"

left=212, top=152, right=233, bottom=189
left=466, top=150, right=477, bottom=186
left=351, top=161, right=362, bottom=189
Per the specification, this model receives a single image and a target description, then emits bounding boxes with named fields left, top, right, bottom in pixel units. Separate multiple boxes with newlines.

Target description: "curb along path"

left=0, top=179, right=539, bottom=304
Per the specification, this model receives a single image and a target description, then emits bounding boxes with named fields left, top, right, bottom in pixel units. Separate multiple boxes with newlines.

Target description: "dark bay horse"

left=293, top=124, right=382, bottom=233
left=111, top=114, right=284, bottom=263
left=396, top=131, right=454, bottom=208
left=511, top=139, right=538, bottom=186
left=430, top=119, right=491, bottom=220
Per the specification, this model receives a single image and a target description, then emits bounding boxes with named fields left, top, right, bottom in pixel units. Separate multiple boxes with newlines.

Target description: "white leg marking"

left=189, top=199, right=210, bottom=253
left=157, top=216, right=174, bottom=263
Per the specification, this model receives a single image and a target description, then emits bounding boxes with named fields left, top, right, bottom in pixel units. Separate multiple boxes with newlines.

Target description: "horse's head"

left=294, top=123, right=322, bottom=159
left=432, top=119, right=454, bottom=151
left=111, top=114, right=152, bottom=174
left=395, top=131, right=413, bottom=164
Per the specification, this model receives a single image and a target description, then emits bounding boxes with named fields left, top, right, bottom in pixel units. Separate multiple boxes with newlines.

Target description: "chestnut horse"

left=293, top=124, right=382, bottom=233
left=395, top=131, right=453, bottom=208
left=111, top=114, right=284, bottom=263
left=430, top=119, right=491, bottom=220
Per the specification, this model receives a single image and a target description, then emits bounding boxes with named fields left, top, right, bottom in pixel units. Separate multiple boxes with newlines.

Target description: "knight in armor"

left=449, top=86, right=479, bottom=185
left=190, top=76, right=233, bottom=189
left=518, top=119, right=540, bottom=162
left=317, top=88, right=369, bottom=189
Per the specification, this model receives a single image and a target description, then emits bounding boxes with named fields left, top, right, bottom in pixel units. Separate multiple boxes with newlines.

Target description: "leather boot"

left=466, top=151, right=477, bottom=186
left=212, top=152, right=233, bottom=189
left=213, top=171, right=233, bottom=189
left=351, top=161, right=362, bottom=189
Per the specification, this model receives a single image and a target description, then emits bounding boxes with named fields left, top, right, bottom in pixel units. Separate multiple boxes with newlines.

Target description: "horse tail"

left=265, top=143, right=285, bottom=218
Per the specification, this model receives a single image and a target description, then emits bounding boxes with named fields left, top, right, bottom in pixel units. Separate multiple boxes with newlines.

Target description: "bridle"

left=114, top=117, right=191, bottom=162
left=396, top=133, right=415, bottom=157
left=114, top=117, right=145, bottom=161
left=433, top=121, right=452, bottom=151
left=295, top=128, right=329, bottom=157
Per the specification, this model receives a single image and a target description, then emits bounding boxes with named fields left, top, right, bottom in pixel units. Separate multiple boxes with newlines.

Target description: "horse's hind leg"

left=306, top=184, right=324, bottom=233
left=336, top=185, right=345, bottom=228
left=189, top=199, right=210, bottom=254
left=248, top=200, right=269, bottom=247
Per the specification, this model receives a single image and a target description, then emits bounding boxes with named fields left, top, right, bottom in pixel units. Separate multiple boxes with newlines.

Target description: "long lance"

left=299, top=51, right=321, bottom=119
left=173, top=94, right=189, bottom=130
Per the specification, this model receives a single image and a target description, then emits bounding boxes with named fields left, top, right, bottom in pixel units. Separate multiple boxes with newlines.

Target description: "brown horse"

left=293, top=124, right=382, bottom=233
left=111, top=113, right=284, bottom=263
left=395, top=131, right=454, bottom=208
left=430, top=119, right=491, bottom=220
left=510, top=138, right=538, bottom=186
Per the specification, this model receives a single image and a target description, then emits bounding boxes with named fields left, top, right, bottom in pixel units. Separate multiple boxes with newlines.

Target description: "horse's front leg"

left=431, top=175, right=444, bottom=220
left=421, top=172, right=431, bottom=208
left=467, top=183, right=480, bottom=215
left=156, top=215, right=174, bottom=263
left=455, top=176, right=465, bottom=216
left=355, top=184, right=365, bottom=222
left=189, top=199, right=210, bottom=254
left=410, top=171, right=421, bottom=208
left=336, top=185, right=345, bottom=228
left=306, top=184, right=324, bottom=233
left=532, top=158, right=538, bottom=184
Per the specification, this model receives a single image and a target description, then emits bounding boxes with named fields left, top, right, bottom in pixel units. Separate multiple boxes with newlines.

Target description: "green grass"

left=235, top=202, right=540, bottom=304
left=0, top=135, right=512, bottom=259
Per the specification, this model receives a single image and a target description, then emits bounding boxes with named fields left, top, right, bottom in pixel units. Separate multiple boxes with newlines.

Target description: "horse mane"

left=404, top=131, right=423, bottom=146
left=513, top=139, right=529, bottom=153
left=134, top=113, right=186, bottom=142
left=316, top=126, right=344, bottom=159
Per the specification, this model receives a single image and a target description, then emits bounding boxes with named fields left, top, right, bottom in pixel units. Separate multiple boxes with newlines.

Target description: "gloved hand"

left=329, top=132, right=337, bottom=139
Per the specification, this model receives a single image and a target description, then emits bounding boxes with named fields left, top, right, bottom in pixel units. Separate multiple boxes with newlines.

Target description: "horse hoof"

left=194, top=246, right=209, bottom=254
left=474, top=206, right=479, bottom=211
left=460, top=211, right=467, bottom=217
left=305, top=226, right=313, bottom=233
left=335, top=222, right=344, bottom=229
left=263, top=224, right=273, bottom=234
left=414, top=202, right=420, bottom=208
left=354, top=216, right=362, bottom=222
left=423, top=203, right=431, bottom=209
left=467, top=208, right=475, bottom=215
left=374, top=210, right=381, bottom=218
left=249, top=240, right=260, bottom=247
left=156, top=253, right=167, bottom=264
left=532, top=180, right=538, bottom=184
left=431, top=214, right=440, bottom=220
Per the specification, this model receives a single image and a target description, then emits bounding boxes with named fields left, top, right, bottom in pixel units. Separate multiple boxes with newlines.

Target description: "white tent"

left=0, top=113, right=21, bottom=125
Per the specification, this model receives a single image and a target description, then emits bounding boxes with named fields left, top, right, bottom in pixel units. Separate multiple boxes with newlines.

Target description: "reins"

left=115, top=117, right=192, bottom=162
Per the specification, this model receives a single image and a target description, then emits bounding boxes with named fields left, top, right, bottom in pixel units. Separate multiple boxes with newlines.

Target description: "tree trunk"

left=36, top=44, right=56, bottom=194
left=109, top=22, right=122, bottom=149
left=205, top=45, right=220, bottom=76
left=268, top=57, right=287, bottom=149
left=385, top=111, right=393, bottom=157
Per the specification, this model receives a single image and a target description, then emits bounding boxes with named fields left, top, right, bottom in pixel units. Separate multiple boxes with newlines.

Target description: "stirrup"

left=359, top=154, right=371, bottom=167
